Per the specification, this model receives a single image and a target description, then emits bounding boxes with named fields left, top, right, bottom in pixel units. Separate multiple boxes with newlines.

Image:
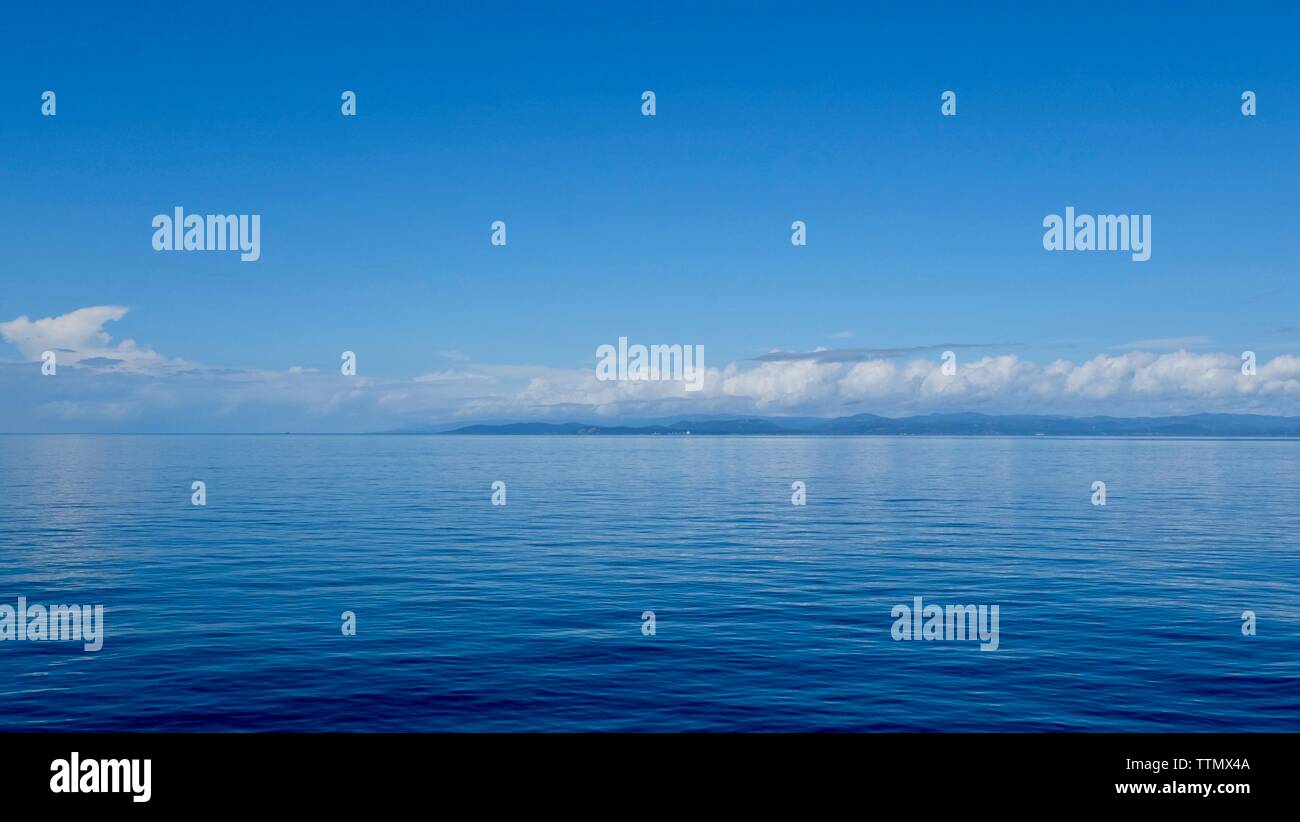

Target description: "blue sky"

left=2, top=1, right=1298, bottom=431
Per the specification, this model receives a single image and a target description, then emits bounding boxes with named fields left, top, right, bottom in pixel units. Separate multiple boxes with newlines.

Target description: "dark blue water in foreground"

left=0, top=434, right=1296, bottom=731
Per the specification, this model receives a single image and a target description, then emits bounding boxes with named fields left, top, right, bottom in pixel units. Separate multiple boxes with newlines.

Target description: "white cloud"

left=0, top=306, right=127, bottom=358
left=3, top=307, right=1299, bottom=430
left=0, top=306, right=184, bottom=372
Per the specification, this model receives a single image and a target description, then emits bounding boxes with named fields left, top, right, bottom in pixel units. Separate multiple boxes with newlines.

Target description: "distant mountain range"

left=427, top=413, right=1300, bottom=437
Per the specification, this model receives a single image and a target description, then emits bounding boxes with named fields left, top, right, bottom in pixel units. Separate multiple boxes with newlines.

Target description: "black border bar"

left=1, top=732, right=1287, bottom=810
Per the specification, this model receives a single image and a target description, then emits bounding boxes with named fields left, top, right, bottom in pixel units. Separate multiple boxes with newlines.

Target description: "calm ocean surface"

left=0, top=434, right=1296, bottom=731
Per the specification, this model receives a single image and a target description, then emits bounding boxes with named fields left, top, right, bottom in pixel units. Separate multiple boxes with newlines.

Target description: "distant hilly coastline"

left=425, top=413, right=1300, bottom=437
